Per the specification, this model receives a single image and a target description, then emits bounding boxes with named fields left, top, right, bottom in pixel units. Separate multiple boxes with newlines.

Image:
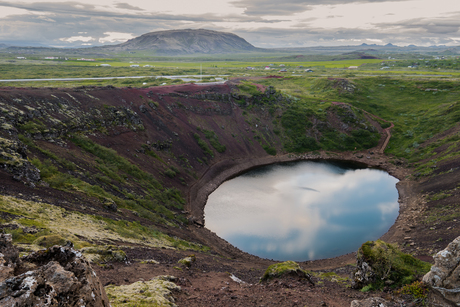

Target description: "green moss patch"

left=34, top=235, right=68, bottom=248
left=261, top=261, right=314, bottom=284
left=105, top=276, right=180, bottom=307
left=357, top=240, right=431, bottom=290
left=82, top=245, right=127, bottom=263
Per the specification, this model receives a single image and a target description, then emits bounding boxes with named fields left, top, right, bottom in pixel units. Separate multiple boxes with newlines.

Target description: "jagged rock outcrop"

left=351, top=256, right=376, bottom=289
left=350, top=297, right=393, bottom=307
left=0, top=235, right=110, bottom=307
left=423, top=236, right=460, bottom=306
left=0, top=234, right=19, bottom=281
left=0, top=136, right=41, bottom=183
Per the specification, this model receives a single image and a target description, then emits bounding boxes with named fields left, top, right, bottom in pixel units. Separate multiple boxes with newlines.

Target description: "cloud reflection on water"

left=204, top=161, right=399, bottom=261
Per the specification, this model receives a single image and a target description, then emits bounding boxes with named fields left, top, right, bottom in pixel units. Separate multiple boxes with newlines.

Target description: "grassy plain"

left=2, top=49, right=459, bottom=168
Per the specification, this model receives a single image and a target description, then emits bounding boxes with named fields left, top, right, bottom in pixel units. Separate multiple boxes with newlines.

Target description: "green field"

left=2, top=51, right=460, bottom=170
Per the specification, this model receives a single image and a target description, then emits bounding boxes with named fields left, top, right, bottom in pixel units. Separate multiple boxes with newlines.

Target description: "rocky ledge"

left=0, top=233, right=109, bottom=306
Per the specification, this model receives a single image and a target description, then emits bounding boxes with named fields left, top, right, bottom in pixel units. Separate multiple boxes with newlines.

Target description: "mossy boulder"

left=33, top=235, right=68, bottom=248
left=352, top=240, right=431, bottom=290
left=105, top=276, right=180, bottom=307
left=177, top=254, right=196, bottom=268
left=261, top=261, right=314, bottom=284
left=81, top=245, right=127, bottom=263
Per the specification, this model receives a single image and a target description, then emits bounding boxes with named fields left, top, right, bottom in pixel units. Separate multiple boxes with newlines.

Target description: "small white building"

left=265, top=66, right=271, bottom=70
left=16, top=57, right=26, bottom=59
left=348, top=66, right=359, bottom=69
left=100, top=64, right=111, bottom=67
left=130, top=65, right=140, bottom=68
left=279, top=64, right=285, bottom=67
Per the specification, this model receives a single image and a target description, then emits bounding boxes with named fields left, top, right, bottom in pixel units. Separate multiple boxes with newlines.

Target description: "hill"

left=107, top=29, right=258, bottom=55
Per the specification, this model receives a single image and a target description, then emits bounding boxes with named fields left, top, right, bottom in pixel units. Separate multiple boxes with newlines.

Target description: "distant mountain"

left=106, top=29, right=258, bottom=55
left=0, top=43, right=8, bottom=49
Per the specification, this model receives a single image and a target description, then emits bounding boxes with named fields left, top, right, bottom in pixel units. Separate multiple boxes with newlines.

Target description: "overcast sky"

left=0, top=0, right=458, bottom=48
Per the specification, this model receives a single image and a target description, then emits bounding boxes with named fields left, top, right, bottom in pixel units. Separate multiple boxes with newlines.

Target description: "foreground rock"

left=0, top=235, right=110, bottom=307
left=350, top=297, right=393, bottom=307
left=351, top=240, right=431, bottom=290
left=423, top=236, right=460, bottom=306
left=261, top=260, right=314, bottom=285
left=0, top=234, right=19, bottom=281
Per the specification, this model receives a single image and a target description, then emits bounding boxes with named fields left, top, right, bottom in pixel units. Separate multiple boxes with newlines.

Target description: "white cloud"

left=0, top=7, right=30, bottom=18
left=59, top=35, right=94, bottom=43
left=98, top=32, right=135, bottom=43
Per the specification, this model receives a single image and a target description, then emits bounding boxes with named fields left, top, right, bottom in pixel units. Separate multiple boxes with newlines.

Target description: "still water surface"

left=204, top=161, right=399, bottom=261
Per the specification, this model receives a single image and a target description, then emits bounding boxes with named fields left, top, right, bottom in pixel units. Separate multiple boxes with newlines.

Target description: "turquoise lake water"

left=204, top=161, right=399, bottom=261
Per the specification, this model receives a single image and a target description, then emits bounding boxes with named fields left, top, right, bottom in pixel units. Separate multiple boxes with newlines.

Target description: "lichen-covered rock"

left=82, top=245, right=127, bottom=263
left=351, top=255, right=376, bottom=289
left=105, top=276, right=180, bottom=307
left=0, top=234, right=19, bottom=282
left=0, top=244, right=110, bottom=307
left=351, top=240, right=431, bottom=290
left=178, top=254, right=196, bottom=268
left=0, top=136, right=40, bottom=183
left=261, top=260, right=314, bottom=285
left=350, top=297, right=393, bottom=307
left=423, top=236, right=460, bottom=306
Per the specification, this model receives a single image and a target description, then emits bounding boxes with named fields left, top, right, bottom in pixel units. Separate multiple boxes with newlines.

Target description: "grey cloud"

left=0, top=0, right=458, bottom=48
left=0, top=1, right=279, bottom=23
left=0, top=6, right=269, bottom=47
left=0, top=1, right=97, bottom=13
left=234, top=25, right=460, bottom=48
left=373, top=15, right=460, bottom=35
left=231, top=0, right=409, bottom=16
left=114, top=2, right=144, bottom=11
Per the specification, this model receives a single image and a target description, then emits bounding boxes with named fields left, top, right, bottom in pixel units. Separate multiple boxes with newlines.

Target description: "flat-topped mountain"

left=108, top=29, right=257, bottom=55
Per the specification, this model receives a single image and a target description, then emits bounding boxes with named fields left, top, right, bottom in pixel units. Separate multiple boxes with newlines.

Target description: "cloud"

left=114, top=2, right=144, bottom=11
left=0, top=0, right=280, bottom=46
left=59, top=35, right=94, bottom=42
left=374, top=15, right=460, bottom=35
left=234, top=24, right=460, bottom=47
left=231, top=0, right=409, bottom=16
left=0, top=0, right=458, bottom=48
left=0, top=1, right=277, bottom=23
left=98, top=32, right=136, bottom=43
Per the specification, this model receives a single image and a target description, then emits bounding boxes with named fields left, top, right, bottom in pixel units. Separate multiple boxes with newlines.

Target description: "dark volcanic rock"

left=0, top=237, right=110, bottom=307
left=0, top=234, right=18, bottom=281
left=350, top=297, right=394, bottom=307
left=0, top=137, right=41, bottom=183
